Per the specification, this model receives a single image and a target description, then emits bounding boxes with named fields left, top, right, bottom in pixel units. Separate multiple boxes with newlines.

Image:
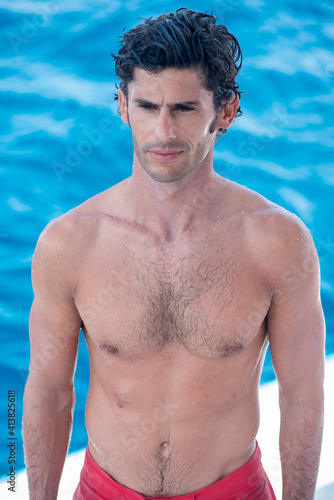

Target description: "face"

left=118, top=67, right=237, bottom=183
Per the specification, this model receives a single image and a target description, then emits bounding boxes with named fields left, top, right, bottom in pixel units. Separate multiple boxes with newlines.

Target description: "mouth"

left=148, top=150, right=183, bottom=163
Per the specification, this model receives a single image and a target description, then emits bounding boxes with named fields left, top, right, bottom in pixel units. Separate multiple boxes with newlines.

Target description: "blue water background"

left=1, top=0, right=333, bottom=475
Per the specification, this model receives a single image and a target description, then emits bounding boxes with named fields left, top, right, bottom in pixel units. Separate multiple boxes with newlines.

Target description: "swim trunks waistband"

left=73, top=443, right=276, bottom=499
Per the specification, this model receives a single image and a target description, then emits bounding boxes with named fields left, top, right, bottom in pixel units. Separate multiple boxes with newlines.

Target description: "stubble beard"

left=132, top=123, right=216, bottom=184
left=133, top=138, right=192, bottom=183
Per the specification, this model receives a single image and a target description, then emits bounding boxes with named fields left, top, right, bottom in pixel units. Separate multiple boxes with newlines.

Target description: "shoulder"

left=34, top=204, right=96, bottom=262
left=32, top=184, right=123, bottom=288
left=224, top=179, right=313, bottom=247
left=243, top=190, right=312, bottom=255
left=31, top=210, right=91, bottom=296
left=34, top=183, right=124, bottom=255
left=222, top=179, right=319, bottom=284
left=246, top=193, right=315, bottom=265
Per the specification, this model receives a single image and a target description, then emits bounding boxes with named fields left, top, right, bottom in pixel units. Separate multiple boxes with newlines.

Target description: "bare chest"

left=76, top=238, right=269, bottom=359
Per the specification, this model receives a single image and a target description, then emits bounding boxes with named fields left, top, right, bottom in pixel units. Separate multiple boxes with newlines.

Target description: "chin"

left=143, top=162, right=194, bottom=184
left=147, top=169, right=191, bottom=183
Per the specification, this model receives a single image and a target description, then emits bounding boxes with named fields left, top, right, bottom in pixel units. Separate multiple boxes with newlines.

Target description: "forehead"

left=128, top=67, right=213, bottom=104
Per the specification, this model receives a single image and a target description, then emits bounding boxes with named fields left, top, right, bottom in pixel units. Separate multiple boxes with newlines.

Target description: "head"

left=112, top=8, right=242, bottom=134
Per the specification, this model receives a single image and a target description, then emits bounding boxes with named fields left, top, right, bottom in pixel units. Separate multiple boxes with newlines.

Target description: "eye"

left=175, top=105, right=194, bottom=112
left=138, top=102, right=156, bottom=111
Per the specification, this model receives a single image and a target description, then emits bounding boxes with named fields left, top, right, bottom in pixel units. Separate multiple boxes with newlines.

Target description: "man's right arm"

left=23, top=218, right=82, bottom=500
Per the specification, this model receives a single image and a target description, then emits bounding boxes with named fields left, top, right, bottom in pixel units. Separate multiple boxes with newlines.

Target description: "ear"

left=216, top=96, right=239, bottom=131
left=118, top=89, right=128, bottom=123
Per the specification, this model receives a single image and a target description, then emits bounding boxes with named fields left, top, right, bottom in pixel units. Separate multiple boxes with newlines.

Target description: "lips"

left=149, top=150, right=182, bottom=162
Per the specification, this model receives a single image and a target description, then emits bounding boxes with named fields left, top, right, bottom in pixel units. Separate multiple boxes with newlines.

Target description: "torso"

left=70, top=178, right=273, bottom=496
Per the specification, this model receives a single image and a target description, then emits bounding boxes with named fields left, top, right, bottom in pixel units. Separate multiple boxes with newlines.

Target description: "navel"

left=159, top=441, right=170, bottom=457
left=116, top=397, right=129, bottom=408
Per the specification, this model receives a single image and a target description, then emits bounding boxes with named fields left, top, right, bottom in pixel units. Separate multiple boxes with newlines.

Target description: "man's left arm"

left=266, top=219, right=325, bottom=500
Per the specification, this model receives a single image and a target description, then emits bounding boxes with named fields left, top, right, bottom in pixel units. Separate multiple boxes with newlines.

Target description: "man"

left=23, top=8, right=325, bottom=500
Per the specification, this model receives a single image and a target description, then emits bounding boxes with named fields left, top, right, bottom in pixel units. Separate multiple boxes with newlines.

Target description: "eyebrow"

left=134, top=98, right=200, bottom=109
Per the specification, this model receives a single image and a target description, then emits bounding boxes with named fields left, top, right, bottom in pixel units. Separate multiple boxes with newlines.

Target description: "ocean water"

left=1, top=0, right=333, bottom=476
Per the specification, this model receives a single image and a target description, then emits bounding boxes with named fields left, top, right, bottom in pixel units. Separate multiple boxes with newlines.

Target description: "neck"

left=126, top=152, right=223, bottom=241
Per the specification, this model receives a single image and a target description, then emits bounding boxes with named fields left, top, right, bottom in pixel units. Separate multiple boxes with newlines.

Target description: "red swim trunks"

left=73, top=444, right=276, bottom=500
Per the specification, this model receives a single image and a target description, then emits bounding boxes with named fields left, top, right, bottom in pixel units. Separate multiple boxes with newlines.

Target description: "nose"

left=155, top=109, right=176, bottom=142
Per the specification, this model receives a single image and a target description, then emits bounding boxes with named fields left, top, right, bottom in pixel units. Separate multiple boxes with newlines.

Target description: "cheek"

left=192, top=126, right=216, bottom=157
left=189, top=112, right=216, bottom=137
left=129, top=113, right=153, bottom=137
left=190, top=120, right=215, bottom=146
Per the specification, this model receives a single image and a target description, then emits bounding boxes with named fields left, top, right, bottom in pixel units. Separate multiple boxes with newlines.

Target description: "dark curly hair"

left=112, top=8, right=243, bottom=126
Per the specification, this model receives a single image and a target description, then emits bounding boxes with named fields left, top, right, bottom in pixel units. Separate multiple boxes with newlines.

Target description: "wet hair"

left=112, top=8, right=243, bottom=125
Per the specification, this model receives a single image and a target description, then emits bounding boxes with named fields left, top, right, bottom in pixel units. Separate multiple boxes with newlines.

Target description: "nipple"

left=100, top=343, right=120, bottom=355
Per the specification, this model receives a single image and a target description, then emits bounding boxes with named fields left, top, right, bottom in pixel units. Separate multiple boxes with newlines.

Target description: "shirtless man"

left=23, top=8, right=325, bottom=500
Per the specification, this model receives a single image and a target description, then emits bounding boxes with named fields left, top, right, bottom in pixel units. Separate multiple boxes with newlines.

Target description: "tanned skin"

left=23, top=67, right=325, bottom=499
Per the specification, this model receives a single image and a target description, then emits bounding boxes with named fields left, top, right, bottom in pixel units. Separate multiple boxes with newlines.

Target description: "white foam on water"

left=277, top=187, right=317, bottom=223
left=0, top=58, right=112, bottom=109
